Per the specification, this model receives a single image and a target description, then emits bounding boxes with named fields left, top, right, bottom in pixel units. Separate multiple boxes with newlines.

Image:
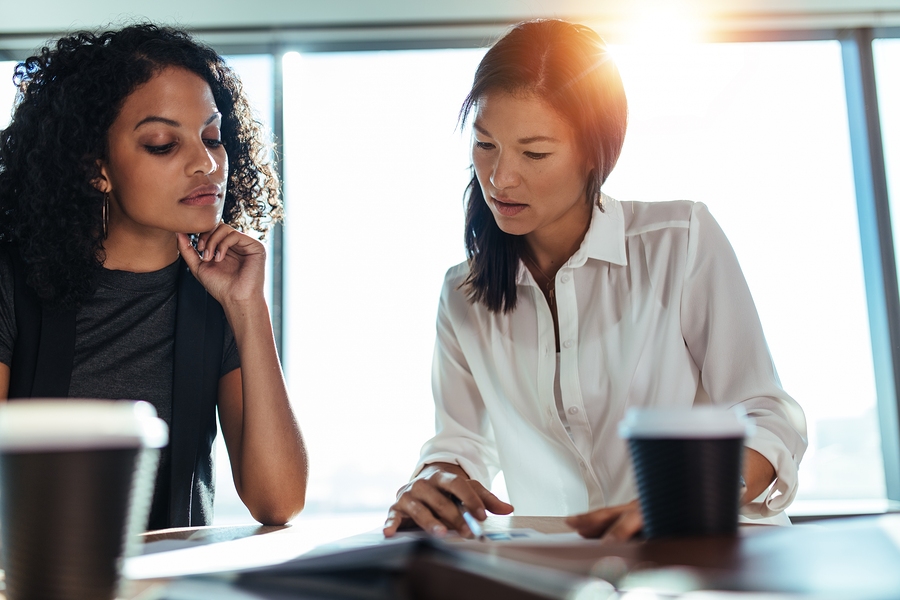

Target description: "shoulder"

left=438, top=261, right=472, bottom=310
left=615, top=199, right=723, bottom=249
left=618, top=199, right=697, bottom=236
left=442, top=261, right=470, bottom=290
left=437, top=260, right=481, bottom=324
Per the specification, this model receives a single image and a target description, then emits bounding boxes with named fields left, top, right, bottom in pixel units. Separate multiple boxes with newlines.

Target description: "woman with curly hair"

left=0, top=24, right=307, bottom=529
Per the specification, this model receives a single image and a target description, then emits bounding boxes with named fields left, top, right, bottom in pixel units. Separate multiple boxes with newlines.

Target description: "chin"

left=491, top=214, right=531, bottom=237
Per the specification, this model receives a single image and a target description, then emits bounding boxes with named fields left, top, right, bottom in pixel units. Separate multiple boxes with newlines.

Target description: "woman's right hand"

left=383, top=462, right=513, bottom=538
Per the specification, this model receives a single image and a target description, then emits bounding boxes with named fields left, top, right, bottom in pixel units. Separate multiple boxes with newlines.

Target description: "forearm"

left=741, top=447, right=775, bottom=505
left=224, top=297, right=308, bottom=524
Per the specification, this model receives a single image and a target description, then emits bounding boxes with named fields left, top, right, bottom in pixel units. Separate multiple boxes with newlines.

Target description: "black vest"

left=7, top=253, right=223, bottom=528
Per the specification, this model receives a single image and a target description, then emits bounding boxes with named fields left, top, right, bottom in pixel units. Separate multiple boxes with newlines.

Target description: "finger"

left=430, top=472, right=488, bottom=520
left=195, top=228, right=215, bottom=252
left=409, top=479, right=471, bottom=536
left=212, top=230, right=256, bottom=262
left=471, top=480, right=514, bottom=516
left=601, top=508, right=643, bottom=542
left=397, top=498, right=447, bottom=537
left=565, top=507, right=625, bottom=538
left=383, top=509, right=407, bottom=538
left=176, top=233, right=202, bottom=274
left=199, top=223, right=235, bottom=261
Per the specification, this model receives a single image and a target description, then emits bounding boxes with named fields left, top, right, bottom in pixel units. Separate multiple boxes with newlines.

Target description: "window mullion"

left=841, top=27, right=900, bottom=500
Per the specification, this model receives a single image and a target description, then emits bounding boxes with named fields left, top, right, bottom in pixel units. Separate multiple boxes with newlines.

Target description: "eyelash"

left=144, top=139, right=223, bottom=155
left=475, top=141, right=550, bottom=161
left=144, top=143, right=176, bottom=155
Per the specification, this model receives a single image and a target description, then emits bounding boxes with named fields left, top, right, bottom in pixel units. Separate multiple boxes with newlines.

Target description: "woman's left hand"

left=176, top=224, right=265, bottom=309
left=566, top=449, right=776, bottom=541
left=565, top=499, right=643, bottom=541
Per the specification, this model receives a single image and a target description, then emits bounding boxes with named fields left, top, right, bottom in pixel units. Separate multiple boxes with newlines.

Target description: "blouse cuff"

left=743, top=427, right=801, bottom=518
left=412, top=451, right=496, bottom=489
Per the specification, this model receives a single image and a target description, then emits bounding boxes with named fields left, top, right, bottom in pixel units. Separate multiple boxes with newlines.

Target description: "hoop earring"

left=102, top=193, right=109, bottom=239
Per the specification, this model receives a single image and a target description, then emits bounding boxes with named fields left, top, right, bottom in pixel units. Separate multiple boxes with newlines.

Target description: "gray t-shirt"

left=0, top=251, right=241, bottom=528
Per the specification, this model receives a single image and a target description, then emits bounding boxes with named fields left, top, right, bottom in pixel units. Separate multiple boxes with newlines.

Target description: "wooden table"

left=121, top=514, right=900, bottom=599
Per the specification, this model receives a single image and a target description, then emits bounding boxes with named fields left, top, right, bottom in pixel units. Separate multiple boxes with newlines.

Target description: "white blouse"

left=416, top=196, right=808, bottom=521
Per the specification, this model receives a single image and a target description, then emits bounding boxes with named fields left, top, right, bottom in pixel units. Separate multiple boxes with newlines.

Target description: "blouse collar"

left=516, top=192, right=628, bottom=285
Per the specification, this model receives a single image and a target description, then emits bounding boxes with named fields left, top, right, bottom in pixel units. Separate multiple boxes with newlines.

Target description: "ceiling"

left=2, top=0, right=900, bottom=54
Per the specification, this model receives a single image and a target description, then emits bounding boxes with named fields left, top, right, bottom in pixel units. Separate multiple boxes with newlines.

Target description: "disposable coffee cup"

left=619, top=407, right=754, bottom=539
left=0, top=400, right=168, bottom=600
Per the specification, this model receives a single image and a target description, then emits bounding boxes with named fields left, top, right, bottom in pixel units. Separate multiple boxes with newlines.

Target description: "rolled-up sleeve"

left=680, top=203, right=808, bottom=517
left=414, top=269, right=501, bottom=487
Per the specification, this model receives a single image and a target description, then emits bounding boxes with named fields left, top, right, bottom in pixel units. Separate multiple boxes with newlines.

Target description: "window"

left=280, top=49, right=486, bottom=520
left=1, top=61, right=16, bottom=129
left=605, top=40, right=884, bottom=505
left=2, top=29, right=898, bottom=526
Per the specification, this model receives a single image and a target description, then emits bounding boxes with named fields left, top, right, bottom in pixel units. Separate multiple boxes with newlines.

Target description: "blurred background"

left=3, top=0, right=900, bottom=532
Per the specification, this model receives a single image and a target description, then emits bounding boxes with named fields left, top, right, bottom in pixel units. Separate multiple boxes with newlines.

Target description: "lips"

left=180, top=184, right=222, bottom=206
left=492, top=196, right=527, bottom=217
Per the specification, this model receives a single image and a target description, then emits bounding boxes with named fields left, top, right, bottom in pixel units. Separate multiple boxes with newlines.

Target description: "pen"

left=451, top=496, right=486, bottom=541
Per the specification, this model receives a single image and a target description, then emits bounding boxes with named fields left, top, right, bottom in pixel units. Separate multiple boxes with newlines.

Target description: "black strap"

left=169, top=260, right=223, bottom=526
left=8, top=253, right=75, bottom=398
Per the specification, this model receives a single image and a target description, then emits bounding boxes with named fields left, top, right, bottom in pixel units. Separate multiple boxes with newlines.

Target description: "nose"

left=186, top=139, right=219, bottom=177
left=489, top=149, right=519, bottom=190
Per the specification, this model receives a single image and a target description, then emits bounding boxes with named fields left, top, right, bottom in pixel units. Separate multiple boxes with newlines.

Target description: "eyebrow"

left=473, top=122, right=560, bottom=144
left=134, top=112, right=222, bottom=131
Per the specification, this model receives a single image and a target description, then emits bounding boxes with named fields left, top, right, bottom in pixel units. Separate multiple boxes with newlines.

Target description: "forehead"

left=473, top=90, right=573, bottom=139
left=115, top=66, right=218, bottom=125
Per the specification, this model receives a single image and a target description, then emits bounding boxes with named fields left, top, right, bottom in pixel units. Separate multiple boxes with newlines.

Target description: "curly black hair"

left=0, top=24, right=282, bottom=307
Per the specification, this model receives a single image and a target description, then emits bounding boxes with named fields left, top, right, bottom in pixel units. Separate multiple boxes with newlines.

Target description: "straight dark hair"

left=459, top=19, right=628, bottom=313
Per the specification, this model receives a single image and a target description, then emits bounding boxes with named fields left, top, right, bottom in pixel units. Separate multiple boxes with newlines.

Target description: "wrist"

left=222, top=296, right=271, bottom=336
left=222, top=293, right=268, bottom=317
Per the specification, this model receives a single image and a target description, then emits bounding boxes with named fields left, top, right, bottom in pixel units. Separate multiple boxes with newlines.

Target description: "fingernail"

left=215, top=250, right=221, bottom=261
left=431, top=524, right=446, bottom=537
left=202, top=249, right=209, bottom=260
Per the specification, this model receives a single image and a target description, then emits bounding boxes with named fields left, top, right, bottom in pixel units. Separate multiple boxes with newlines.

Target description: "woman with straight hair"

left=0, top=24, right=307, bottom=529
left=384, top=19, right=807, bottom=540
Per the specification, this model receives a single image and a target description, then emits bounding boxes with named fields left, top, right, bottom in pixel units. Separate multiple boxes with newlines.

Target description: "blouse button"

left=546, top=408, right=553, bottom=418
left=568, top=406, right=578, bottom=415
left=563, top=340, right=574, bottom=349
left=561, top=274, right=570, bottom=283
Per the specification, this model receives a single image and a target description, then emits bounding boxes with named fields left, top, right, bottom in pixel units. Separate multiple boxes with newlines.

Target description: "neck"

left=524, top=202, right=593, bottom=278
left=101, top=227, right=179, bottom=272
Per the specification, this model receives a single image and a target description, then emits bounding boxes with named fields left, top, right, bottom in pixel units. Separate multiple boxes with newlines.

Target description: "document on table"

left=150, top=532, right=616, bottom=600
left=127, top=526, right=588, bottom=580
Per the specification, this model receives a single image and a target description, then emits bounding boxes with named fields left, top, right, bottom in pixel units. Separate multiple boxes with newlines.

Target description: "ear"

left=91, top=159, right=112, bottom=194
